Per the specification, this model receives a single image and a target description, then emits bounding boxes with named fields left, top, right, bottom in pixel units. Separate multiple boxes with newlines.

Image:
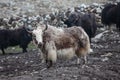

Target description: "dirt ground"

left=0, top=28, right=120, bottom=80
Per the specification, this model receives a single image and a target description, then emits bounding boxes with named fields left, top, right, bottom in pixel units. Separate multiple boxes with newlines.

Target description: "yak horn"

left=26, top=29, right=32, bottom=33
left=43, top=23, right=48, bottom=32
left=25, top=27, right=34, bottom=33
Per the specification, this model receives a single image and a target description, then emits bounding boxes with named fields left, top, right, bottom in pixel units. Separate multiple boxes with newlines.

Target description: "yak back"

left=43, top=26, right=88, bottom=50
left=101, top=3, right=116, bottom=25
left=8, top=27, right=32, bottom=46
left=0, top=27, right=32, bottom=47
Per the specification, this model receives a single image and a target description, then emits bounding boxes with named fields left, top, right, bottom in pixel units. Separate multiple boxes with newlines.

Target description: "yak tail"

left=80, top=27, right=91, bottom=54
left=84, top=31, right=91, bottom=54
left=45, top=41, right=57, bottom=63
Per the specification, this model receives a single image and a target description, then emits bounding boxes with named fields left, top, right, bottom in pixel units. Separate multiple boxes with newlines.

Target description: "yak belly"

left=57, top=47, right=75, bottom=59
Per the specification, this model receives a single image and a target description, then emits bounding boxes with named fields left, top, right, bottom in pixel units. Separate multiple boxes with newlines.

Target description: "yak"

left=0, top=27, right=32, bottom=54
left=31, top=23, right=90, bottom=68
left=64, top=12, right=97, bottom=42
left=101, top=3, right=120, bottom=31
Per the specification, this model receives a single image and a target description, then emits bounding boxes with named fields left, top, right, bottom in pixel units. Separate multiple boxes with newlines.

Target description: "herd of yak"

left=0, top=2, right=120, bottom=57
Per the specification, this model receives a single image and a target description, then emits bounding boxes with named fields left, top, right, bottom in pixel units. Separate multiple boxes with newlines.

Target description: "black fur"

left=0, top=27, right=32, bottom=54
left=101, top=3, right=120, bottom=31
left=64, top=12, right=97, bottom=42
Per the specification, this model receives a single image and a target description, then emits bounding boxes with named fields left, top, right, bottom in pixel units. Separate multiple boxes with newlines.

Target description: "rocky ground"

left=0, top=28, right=120, bottom=80
left=0, top=0, right=107, bottom=18
left=0, top=0, right=120, bottom=80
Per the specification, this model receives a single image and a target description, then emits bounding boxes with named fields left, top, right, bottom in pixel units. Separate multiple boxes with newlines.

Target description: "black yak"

left=64, top=12, right=97, bottom=42
left=101, top=3, right=120, bottom=31
left=0, top=27, right=32, bottom=54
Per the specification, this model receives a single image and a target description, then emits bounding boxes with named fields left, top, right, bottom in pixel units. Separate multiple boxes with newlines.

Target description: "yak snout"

left=38, top=42, right=43, bottom=48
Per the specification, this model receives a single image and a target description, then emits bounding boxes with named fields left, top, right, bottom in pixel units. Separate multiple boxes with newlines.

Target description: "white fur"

left=45, top=41, right=75, bottom=62
left=33, top=25, right=90, bottom=66
left=57, top=48, right=75, bottom=59
left=32, top=28, right=43, bottom=44
left=45, top=41, right=57, bottom=62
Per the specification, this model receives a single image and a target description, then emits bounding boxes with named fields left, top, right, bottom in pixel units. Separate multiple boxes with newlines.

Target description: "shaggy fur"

left=32, top=25, right=90, bottom=68
left=45, top=41, right=57, bottom=62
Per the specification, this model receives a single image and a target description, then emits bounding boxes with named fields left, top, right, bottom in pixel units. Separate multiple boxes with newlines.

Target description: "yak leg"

left=116, top=24, right=120, bottom=31
left=45, top=41, right=57, bottom=68
left=108, top=25, right=113, bottom=32
left=1, top=48, right=5, bottom=54
left=46, top=59, right=53, bottom=68
left=106, top=25, right=112, bottom=32
left=77, top=58, right=80, bottom=64
left=38, top=49, right=45, bottom=63
left=22, top=47, right=27, bottom=53
left=41, top=53, right=45, bottom=63
left=83, top=55, right=87, bottom=64
left=81, top=55, right=90, bottom=68
left=20, top=44, right=27, bottom=53
left=76, top=48, right=88, bottom=65
left=75, top=52, right=81, bottom=65
left=76, top=55, right=87, bottom=65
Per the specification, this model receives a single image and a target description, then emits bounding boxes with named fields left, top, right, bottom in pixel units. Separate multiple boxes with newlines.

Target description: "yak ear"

left=45, top=23, right=48, bottom=30
left=26, top=30, right=32, bottom=33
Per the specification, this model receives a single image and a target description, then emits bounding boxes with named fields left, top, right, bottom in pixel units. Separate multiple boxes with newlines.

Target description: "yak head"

left=28, top=23, right=48, bottom=47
